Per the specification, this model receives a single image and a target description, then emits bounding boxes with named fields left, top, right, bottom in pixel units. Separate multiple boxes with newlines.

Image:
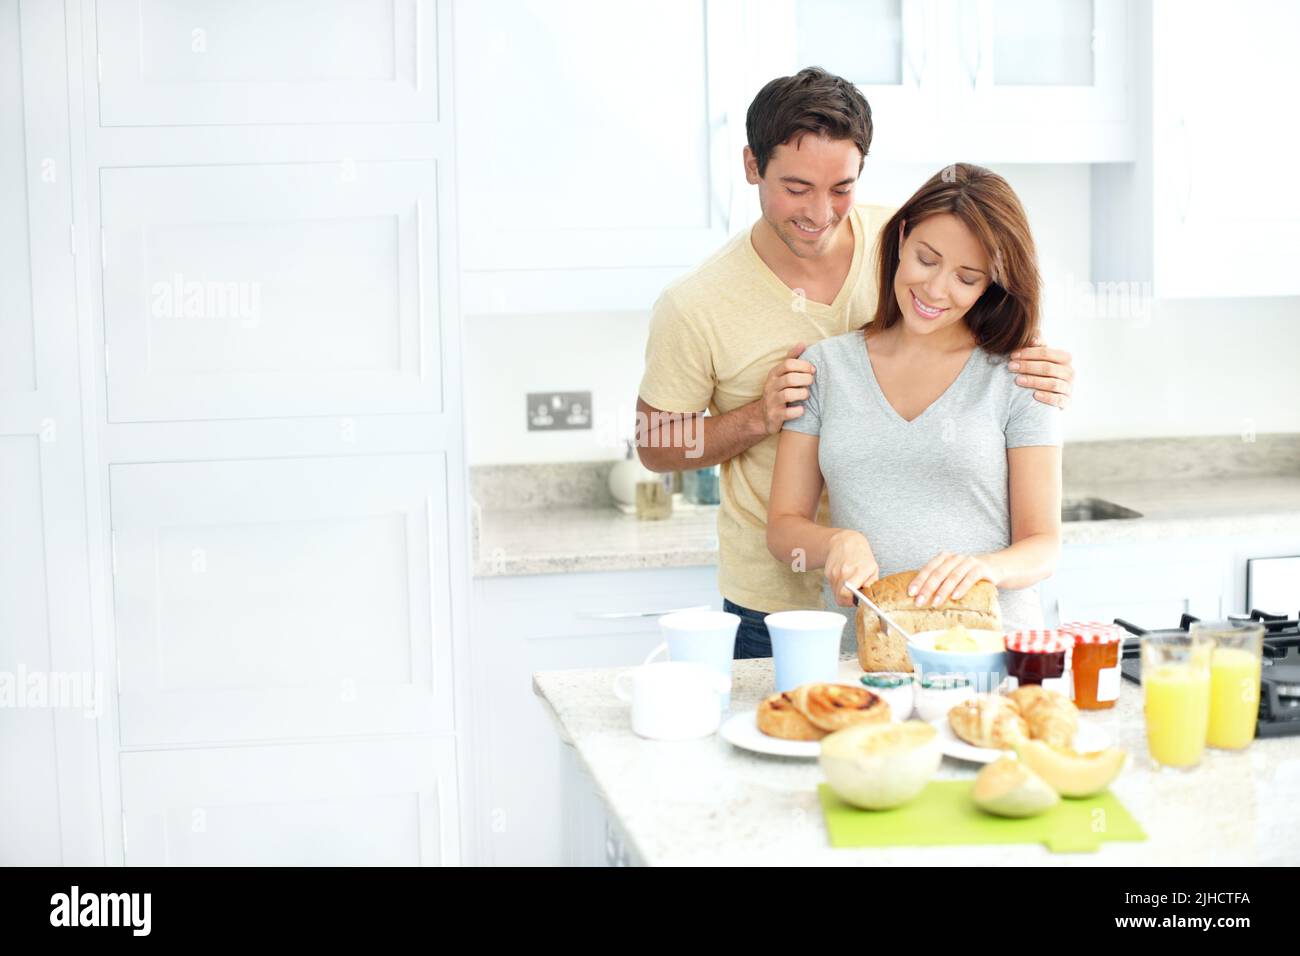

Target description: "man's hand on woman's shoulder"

left=1008, top=336, right=1073, bottom=410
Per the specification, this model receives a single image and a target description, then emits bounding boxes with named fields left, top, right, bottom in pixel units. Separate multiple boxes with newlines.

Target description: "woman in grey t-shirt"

left=767, top=164, right=1063, bottom=632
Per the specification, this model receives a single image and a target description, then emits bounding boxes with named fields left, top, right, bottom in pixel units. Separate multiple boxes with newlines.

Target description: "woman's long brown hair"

left=869, top=163, right=1041, bottom=355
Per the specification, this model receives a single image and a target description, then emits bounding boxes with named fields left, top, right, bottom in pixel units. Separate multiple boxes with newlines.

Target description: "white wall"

left=464, top=162, right=1300, bottom=465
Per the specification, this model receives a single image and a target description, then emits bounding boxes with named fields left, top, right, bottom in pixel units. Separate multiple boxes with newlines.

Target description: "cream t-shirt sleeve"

left=638, top=291, right=716, bottom=413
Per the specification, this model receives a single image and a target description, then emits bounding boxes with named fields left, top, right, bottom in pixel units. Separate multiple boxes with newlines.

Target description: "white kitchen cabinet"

left=119, top=736, right=460, bottom=865
left=100, top=160, right=442, bottom=422
left=965, top=0, right=1128, bottom=124
left=95, top=0, right=440, bottom=126
left=1092, top=0, right=1300, bottom=297
left=0, top=0, right=103, bottom=866
left=110, top=454, right=455, bottom=746
left=458, top=0, right=1134, bottom=315
left=1041, top=539, right=1231, bottom=628
left=54, top=0, right=472, bottom=866
left=784, top=0, right=1134, bottom=162
left=456, top=0, right=791, bottom=313
left=469, top=565, right=720, bottom=866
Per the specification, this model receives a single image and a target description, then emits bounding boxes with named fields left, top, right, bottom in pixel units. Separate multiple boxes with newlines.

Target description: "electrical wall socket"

left=526, top=391, right=592, bottom=431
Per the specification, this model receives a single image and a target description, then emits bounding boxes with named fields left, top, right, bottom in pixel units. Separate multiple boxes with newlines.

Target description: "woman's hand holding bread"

left=825, top=529, right=880, bottom=607
left=908, top=551, right=1003, bottom=608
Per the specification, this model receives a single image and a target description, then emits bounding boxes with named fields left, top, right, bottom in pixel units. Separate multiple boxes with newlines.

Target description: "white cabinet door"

left=783, top=0, right=936, bottom=157
left=967, top=0, right=1128, bottom=124
left=785, top=0, right=1133, bottom=162
left=0, top=0, right=102, bottom=865
left=120, top=736, right=459, bottom=865
left=100, top=160, right=442, bottom=422
left=1150, top=0, right=1300, bottom=297
left=95, top=0, right=440, bottom=126
left=470, top=566, right=720, bottom=866
left=111, top=454, right=454, bottom=745
left=456, top=0, right=742, bottom=312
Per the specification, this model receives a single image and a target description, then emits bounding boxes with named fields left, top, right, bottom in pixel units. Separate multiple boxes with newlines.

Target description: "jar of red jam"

left=1059, top=622, right=1122, bottom=710
left=1004, top=630, right=1072, bottom=696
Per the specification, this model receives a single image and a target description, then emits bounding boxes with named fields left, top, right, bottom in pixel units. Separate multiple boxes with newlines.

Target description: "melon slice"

left=819, top=720, right=941, bottom=810
left=972, top=756, right=1059, bottom=818
left=1014, top=738, right=1128, bottom=798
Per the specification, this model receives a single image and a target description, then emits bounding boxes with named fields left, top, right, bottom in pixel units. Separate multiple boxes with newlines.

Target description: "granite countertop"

left=476, top=475, right=1300, bottom=577
left=533, top=657, right=1300, bottom=866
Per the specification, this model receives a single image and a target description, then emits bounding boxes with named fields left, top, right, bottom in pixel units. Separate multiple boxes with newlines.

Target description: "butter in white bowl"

left=929, top=624, right=1005, bottom=654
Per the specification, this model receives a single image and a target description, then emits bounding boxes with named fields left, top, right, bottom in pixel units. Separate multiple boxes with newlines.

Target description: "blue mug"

left=764, top=610, right=845, bottom=692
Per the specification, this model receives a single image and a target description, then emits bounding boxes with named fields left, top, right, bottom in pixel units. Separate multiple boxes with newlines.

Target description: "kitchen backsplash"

left=470, top=434, right=1300, bottom=511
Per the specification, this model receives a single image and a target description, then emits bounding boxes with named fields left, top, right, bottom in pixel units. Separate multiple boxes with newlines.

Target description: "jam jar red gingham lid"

left=1004, top=629, right=1072, bottom=654
left=1059, top=621, right=1123, bottom=645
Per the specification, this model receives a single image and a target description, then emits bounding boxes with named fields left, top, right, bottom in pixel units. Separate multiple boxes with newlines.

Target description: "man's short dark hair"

left=745, top=67, right=873, bottom=177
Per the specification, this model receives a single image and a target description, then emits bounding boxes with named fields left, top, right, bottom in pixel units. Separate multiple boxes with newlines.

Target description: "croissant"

left=1011, top=687, right=1078, bottom=749
left=948, top=694, right=1029, bottom=749
left=789, top=683, right=891, bottom=733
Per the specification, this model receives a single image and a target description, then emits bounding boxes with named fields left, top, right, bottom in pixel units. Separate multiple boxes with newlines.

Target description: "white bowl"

left=858, top=672, right=915, bottom=721
left=913, top=675, right=978, bottom=723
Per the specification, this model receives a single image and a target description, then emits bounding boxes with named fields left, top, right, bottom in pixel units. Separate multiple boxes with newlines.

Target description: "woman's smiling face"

left=893, top=213, right=993, bottom=338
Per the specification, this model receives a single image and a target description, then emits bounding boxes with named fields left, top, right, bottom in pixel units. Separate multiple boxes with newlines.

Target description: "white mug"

left=612, top=661, right=731, bottom=740
left=644, top=609, right=739, bottom=710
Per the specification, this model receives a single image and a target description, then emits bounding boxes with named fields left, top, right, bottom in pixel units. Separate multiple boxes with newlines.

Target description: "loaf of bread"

left=856, top=569, right=1002, bottom=672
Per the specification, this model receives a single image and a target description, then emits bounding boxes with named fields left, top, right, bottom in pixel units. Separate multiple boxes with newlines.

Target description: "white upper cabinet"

left=456, top=0, right=773, bottom=313
left=457, top=0, right=1132, bottom=312
left=100, top=160, right=442, bottom=422
left=95, top=0, right=440, bottom=125
left=1092, top=0, right=1300, bottom=298
left=1148, top=0, right=1300, bottom=297
left=965, top=0, right=1127, bottom=124
left=786, top=0, right=1133, bottom=162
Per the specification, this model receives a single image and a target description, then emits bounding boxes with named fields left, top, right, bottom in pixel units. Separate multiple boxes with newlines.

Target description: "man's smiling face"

left=746, top=132, right=862, bottom=260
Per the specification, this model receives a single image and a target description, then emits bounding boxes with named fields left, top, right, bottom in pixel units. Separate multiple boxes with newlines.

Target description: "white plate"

left=929, top=718, right=1113, bottom=764
left=719, top=710, right=822, bottom=758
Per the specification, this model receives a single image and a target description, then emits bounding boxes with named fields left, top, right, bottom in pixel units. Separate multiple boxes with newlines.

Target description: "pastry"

left=756, top=691, right=826, bottom=741
left=789, top=682, right=891, bottom=732
left=855, top=569, right=1002, bottom=673
left=948, top=693, right=1029, bottom=749
left=1011, top=686, right=1078, bottom=749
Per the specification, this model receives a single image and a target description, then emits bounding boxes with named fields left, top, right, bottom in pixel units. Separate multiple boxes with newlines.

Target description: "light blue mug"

left=645, top=610, right=739, bottom=710
left=764, top=610, right=845, bottom=692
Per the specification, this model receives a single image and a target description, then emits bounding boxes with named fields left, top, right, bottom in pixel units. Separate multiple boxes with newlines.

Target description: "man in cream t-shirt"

left=636, top=68, right=1076, bottom=658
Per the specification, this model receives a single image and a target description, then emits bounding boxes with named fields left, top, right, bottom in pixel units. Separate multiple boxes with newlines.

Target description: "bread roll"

left=789, top=683, right=890, bottom=732
left=756, top=691, right=827, bottom=741
left=856, top=569, right=1002, bottom=672
left=1010, top=686, right=1078, bottom=749
left=948, top=694, right=1028, bottom=749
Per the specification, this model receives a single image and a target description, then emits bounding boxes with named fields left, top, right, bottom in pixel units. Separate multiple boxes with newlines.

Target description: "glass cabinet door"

left=786, top=0, right=935, bottom=159
left=966, top=0, right=1128, bottom=122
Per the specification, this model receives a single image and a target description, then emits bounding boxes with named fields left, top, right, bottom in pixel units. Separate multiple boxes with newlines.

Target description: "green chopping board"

left=818, top=781, right=1146, bottom=853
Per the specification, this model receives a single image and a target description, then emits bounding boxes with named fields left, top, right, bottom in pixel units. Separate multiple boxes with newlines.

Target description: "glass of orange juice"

left=1141, top=632, right=1212, bottom=771
left=1192, top=621, right=1263, bottom=750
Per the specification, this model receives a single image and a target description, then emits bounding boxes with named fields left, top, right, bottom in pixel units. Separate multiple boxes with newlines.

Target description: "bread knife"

left=845, top=583, right=914, bottom=643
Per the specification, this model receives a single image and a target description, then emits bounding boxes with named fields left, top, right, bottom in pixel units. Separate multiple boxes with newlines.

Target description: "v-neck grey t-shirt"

left=782, top=328, right=1063, bottom=633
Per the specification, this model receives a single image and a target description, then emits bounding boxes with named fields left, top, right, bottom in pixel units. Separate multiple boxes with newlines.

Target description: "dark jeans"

left=723, top=598, right=773, bottom=659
